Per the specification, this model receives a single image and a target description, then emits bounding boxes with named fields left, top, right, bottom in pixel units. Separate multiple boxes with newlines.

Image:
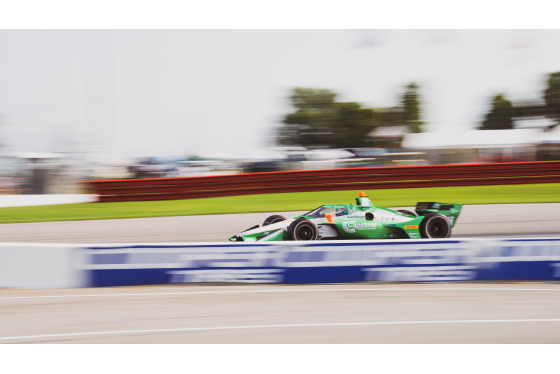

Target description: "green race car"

left=229, top=192, right=462, bottom=242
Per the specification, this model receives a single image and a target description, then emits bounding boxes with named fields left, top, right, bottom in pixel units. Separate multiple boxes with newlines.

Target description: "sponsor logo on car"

left=342, top=221, right=377, bottom=233
left=374, top=213, right=410, bottom=223
left=404, top=225, right=419, bottom=229
left=347, top=212, right=365, bottom=219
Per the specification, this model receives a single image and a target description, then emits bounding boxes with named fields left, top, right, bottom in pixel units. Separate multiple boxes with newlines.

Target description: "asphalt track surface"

left=0, top=203, right=559, bottom=243
left=1, top=283, right=559, bottom=343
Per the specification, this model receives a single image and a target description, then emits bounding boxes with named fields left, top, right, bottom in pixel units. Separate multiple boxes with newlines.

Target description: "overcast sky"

left=1, top=29, right=560, bottom=159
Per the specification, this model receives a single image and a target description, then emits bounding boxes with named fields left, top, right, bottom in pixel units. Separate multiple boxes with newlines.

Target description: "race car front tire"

left=287, top=218, right=319, bottom=241
left=263, top=215, right=287, bottom=226
left=419, top=213, right=451, bottom=238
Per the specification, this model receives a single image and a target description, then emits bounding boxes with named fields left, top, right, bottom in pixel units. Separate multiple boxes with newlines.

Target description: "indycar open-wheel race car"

left=229, top=192, right=462, bottom=242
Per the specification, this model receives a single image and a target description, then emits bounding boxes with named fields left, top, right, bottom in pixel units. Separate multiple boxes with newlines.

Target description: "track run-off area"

left=1, top=283, right=560, bottom=343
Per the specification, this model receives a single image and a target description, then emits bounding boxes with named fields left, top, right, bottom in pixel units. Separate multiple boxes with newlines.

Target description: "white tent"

left=514, top=118, right=556, bottom=129
left=536, top=125, right=560, bottom=144
left=403, top=129, right=542, bottom=149
left=12, top=151, right=63, bottom=159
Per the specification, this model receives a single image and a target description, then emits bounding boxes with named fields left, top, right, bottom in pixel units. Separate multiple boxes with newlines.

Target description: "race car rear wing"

left=415, top=202, right=463, bottom=227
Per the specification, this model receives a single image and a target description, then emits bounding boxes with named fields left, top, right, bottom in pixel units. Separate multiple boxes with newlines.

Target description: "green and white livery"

left=229, top=192, right=462, bottom=242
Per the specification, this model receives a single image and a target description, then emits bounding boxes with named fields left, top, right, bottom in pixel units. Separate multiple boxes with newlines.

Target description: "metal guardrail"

left=89, top=161, right=560, bottom=202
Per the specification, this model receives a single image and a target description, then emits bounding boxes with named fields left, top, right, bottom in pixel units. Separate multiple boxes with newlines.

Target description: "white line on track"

left=2, top=318, right=560, bottom=342
left=1, top=286, right=559, bottom=301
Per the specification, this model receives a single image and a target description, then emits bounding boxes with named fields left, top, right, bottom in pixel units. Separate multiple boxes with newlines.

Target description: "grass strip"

left=0, top=183, right=559, bottom=224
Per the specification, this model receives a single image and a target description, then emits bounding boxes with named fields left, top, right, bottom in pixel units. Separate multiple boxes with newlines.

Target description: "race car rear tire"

left=419, top=213, right=451, bottom=239
left=263, top=215, right=287, bottom=226
left=287, top=218, right=319, bottom=241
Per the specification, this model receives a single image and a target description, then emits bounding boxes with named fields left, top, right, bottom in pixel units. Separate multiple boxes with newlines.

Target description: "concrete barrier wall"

left=0, top=194, right=97, bottom=207
left=83, top=238, right=560, bottom=287
left=2, top=238, right=560, bottom=289
left=0, top=243, right=87, bottom=289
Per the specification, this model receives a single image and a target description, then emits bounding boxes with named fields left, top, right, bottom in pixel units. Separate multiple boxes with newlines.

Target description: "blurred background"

left=1, top=29, right=560, bottom=195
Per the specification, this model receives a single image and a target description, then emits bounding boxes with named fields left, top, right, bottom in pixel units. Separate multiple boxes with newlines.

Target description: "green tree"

left=372, top=107, right=405, bottom=127
left=401, top=83, right=424, bottom=133
left=277, top=88, right=374, bottom=148
left=479, top=94, right=514, bottom=130
left=544, top=72, right=560, bottom=124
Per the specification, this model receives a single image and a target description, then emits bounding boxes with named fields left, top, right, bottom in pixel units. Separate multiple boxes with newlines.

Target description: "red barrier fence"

left=89, top=161, right=560, bottom=202
left=0, top=178, right=24, bottom=195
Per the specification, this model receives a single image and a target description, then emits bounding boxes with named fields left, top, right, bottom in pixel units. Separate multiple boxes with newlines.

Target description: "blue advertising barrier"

left=82, top=238, right=560, bottom=287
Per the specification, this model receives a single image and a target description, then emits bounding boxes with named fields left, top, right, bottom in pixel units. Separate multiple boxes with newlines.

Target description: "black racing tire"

left=287, top=218, right=319, bottom=241
left=397, top=209, right=417, bottom=217
left=262, top=215, right=286, bottom=226
left=419, top=213, right=451, bottom=239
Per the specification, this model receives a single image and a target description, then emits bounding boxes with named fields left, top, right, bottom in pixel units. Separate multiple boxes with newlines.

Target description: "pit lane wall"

left=2, top=239, right=560, bottom=288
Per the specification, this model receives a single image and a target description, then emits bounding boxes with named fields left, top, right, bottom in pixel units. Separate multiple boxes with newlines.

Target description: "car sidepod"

left=328, top=214, right=424, bottom=240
